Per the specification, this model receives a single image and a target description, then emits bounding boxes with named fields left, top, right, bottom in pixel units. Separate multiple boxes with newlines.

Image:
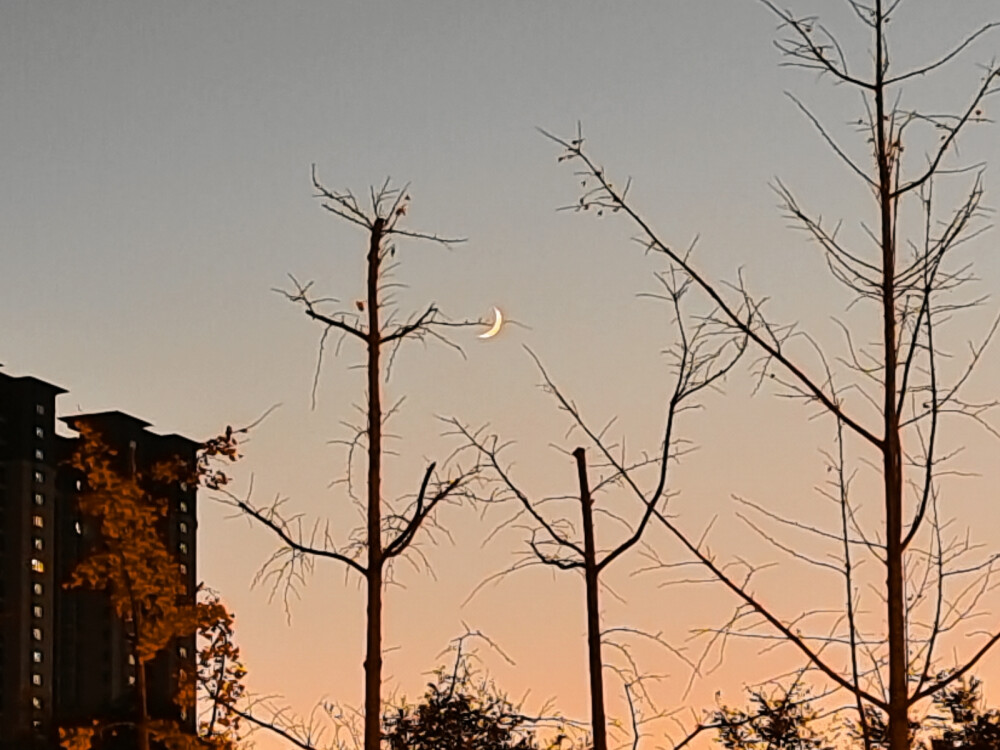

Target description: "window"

left=179, top=500, right=188, bottom=513
left=32, top=650, right=42, bottom=663
left=75, top=479, right=82, bottom=490
left=33, top=604, right=43, bottom=618
left=32, top=696, right=42, bottom=710
left=74, top=521, right=82, bottom=535
left=179, top=521, right=188, bottom=534
left=34, top=448, right=44, bottom=461
left=32, top=515, right=43, bottom=528
left=128, top=654, right=135, bottom=666
left=32, top=673, right=42, bottom=686
left=178, top=542, right=188, bottom=554
left=35, top=426, right=44, bottom=439
left=36, top=404, right=45, bottom=416
left=31, top=559, right=44, bottom=573
left=179, top=563, right=187, bottom=575
left=128, top=675, right=136, bottom=686
left=32, top=627, right=42, bottom=641
left=33, top=583, right=43, bottom=596
left=33, top=492, right=44, bottom=506
left=178, top=645, right=187, bottom=658
left=34, top=470, right=43, bottom=484
left=33, top=537, right=43, bottom=551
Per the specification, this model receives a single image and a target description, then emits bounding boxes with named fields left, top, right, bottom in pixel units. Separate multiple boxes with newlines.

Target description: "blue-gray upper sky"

left=4, top=2, right=1000, bottom=746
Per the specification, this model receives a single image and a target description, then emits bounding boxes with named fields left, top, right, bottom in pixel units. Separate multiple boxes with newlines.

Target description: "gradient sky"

left=3, top=2, right=1000, bottom=748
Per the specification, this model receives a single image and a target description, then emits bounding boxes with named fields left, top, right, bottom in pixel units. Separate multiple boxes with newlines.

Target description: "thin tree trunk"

left=364, top=218, right=386, bottom=750
left=574, top=448, right=607, bottom=750
left=872, top=4, right=909, bottom=748
left=135, top=657, right=151, bottom=750
left=120, top=558, right=151, bottom=750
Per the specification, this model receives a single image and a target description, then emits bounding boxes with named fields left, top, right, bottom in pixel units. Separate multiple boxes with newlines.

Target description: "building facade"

left=0, top=370, right=197, bottom=748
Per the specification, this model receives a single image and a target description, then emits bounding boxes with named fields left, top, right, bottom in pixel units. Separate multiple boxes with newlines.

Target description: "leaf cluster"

left=713, top=686, right=832, bottom=750
left=382, top=661, right=559, bottom=750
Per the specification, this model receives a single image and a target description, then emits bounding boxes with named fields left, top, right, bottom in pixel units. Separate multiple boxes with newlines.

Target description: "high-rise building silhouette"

left=0, top=369, right=197, bottom=748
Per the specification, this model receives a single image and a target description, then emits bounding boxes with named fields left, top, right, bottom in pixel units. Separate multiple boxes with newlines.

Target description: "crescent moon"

left=478, top=307, right=503, bottom=339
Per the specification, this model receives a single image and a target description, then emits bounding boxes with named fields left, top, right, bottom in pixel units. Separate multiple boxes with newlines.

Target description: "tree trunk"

left=135, top=652, right=151, bottom=750
left=364, top=218, right=386, bottom=750
left=574, top=448, right=607, bottom=750
left=873, top=4, right=909, bottom=748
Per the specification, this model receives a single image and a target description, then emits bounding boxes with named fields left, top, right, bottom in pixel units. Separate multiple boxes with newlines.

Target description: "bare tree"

left=452, top=268, right=745, bottom=750
left=542, top=3, right=1000, bottom=750
left=228, top=172, right=484, bottom=750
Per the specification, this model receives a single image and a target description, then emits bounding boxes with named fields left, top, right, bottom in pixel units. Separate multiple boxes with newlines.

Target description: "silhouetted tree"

left=228, top=173, right=485, bottom=750
left=544, top=3, right=1000, bottom=750
left=928, top=677, right=1000, bottom=750
left=713, top=685, right=831, bottom=750
left=453, top=267, right=745, bottom=750
left=847, top=675, right=1000, bottom=750
left=712, top=675, right=1000, bottom=750
left=382, top=650, right=547, bottom=750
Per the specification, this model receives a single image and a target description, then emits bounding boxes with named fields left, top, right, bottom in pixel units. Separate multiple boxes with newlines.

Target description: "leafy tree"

left=197, top=592, right=248, bottom=749
left=59, top=424, right=246, bottom=750
left=849, top=676, right=1000, bottom=750
left=928, top=677, right=1000, bottom=750
left=382, top=648, right=566, bottom=750
left=713, top=686, right=831, bottom=750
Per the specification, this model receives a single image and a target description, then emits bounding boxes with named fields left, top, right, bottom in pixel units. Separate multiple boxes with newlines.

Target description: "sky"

left=3, top=1, right=1000, bottom=748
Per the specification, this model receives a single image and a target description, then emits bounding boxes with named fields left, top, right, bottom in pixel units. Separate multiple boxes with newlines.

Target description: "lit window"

left=128, top=654, right=135, bottom=665
left=32, top=627, right=42, bottom=641
left=33, top=605, right=43, bottom=618
left=74, top=521, right=82, bottom=535
left=32, top=673, right=42, bottom=686
left=31, top=559, right=44, bottom=573
left=36, top=404, right=45, bottom=416
left=179, top=500, right=188, bottom=513
left=35, top=426, right=44, bottom=439
left=128, top=675, right=136, bottom=686
left=179, top=563, right=187, bottom=575
left=32, top=515, right=43, bottom=528
left=33, top=537, right=43, bottom=551
left=33, top=719, right=41, bottom=729
left=33, top=493, right=44, bottom=506
left=32, top=697, right=42, bottom=709
left=32, top=650, right=42, bottom=663
left=75, top=479, right=82, bottom=490
left=178, top=646, right=187, bottom=658
left=34, top=471, right=44, bottom=484
left=34, top=448, right=44, bottom=461
left=178, top=542, right=188, bottom=554
left=179, top=521, right=188, bottom=534
left=33, top=583, right=43, bottom=596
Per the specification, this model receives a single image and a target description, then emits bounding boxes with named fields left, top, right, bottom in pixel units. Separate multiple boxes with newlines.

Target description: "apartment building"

left=0, top=369, right=197, bottom=748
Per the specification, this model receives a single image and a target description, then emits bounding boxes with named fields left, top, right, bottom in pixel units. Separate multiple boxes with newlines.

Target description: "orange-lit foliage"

left=60, top=424, right=247, bottom=750
left=197, top=593, right=247, bottom=747
left=66, top=424, right=197, bottom=662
